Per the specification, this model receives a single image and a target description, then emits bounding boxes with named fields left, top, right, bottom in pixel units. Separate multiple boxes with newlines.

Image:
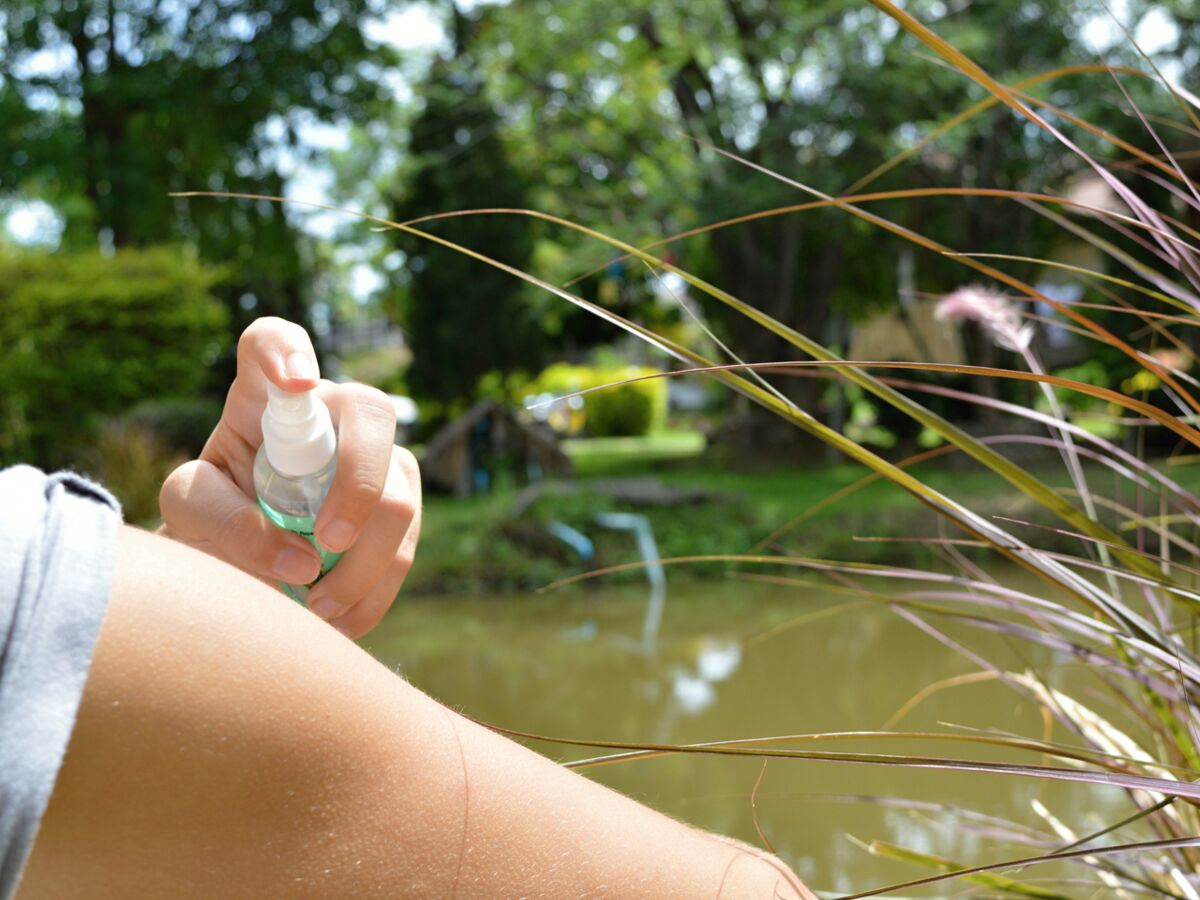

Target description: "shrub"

left=126, top=398, right=224, bottom=458
left=86, top=418, right=187, bottom=526
left=527, top=362, right=667, bottom=437
left=0, top=246, right=229, bottom=468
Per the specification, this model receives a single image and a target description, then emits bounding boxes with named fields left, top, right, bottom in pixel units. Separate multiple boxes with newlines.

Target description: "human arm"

left=18, top=525, right=812, bottom=898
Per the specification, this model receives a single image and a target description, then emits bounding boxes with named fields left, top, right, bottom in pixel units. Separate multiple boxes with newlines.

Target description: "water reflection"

left=672, top=639, right=741, bottom=715
left=363, top=576, right=1129, bottom=895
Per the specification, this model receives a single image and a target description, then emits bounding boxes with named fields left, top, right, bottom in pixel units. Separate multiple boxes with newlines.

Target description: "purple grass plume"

left=935, top=284, right=1034, bottom=353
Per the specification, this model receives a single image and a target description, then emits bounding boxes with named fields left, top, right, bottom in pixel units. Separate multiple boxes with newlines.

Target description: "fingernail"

left=285, top=351, right=318, bottom=381
left=320, top=519, right=355, bottom=551
left=273, top=546, right=319, bottom=583
left=310, top=596, right=345, bottom=620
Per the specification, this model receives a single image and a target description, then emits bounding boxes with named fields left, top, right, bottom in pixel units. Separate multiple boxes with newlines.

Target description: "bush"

left=527, top=363, right=667, bottom=437
left=0, top=246, right=229, bottom=468
left=86, top=418, right=188, bottom=526
left=126, top=398, right=224, bottom=458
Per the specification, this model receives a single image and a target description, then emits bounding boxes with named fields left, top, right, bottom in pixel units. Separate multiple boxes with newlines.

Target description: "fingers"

left=313, top=383, right=399, bottom=553
left=160, top=459, right=323, bottom=585
left=211, top=318, right=322, bottom=449
left=236, top=316, right=320, bottom=393
left=166, top=322, right=421, bottom=639
left=307, top=446, right=420, bottom=639
left=326, top=556, right=413, bottom=640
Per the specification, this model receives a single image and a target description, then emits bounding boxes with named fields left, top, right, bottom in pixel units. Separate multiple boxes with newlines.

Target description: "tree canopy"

left=388, top=21, right=543, bottom=410
left=446, top=0, right=1189, bottom=445
left=1, top=0, right=397, bottom=326
left=3, top=0, right=1197, bottom=446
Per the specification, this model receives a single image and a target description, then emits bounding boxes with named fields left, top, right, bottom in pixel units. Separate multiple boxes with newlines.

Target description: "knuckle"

left=238, top=316, right=308, bottom=358
left=351, top=386, right=396, bottom=427
left=343, top=474, right=384, bottom=508
left=337, top=381, right=371, bottom=402
left=159, top=460, right=200, bottom=523
left=381, top=491, right=415, bottom=526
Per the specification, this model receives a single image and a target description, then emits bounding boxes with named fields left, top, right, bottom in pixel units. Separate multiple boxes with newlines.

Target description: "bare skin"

left=17, top=526, right=813, bottom=898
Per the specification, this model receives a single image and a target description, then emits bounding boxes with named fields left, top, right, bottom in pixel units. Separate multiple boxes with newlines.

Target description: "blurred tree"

left=0, top=0, right=398, bottom=329
left=474, top=0, right=1181, bottom=453
left=387, top=5, right=542, bottom=414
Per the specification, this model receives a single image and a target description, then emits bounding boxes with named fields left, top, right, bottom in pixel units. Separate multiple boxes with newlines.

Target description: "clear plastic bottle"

left=253, top=382, right=342, bottom=602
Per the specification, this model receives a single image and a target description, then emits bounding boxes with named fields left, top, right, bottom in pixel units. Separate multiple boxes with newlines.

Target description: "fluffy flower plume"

left=935, top=284, right=1034, bottom=353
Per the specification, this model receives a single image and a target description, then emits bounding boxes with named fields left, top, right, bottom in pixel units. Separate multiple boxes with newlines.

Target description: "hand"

left=159, top=316, right=421, bottom=639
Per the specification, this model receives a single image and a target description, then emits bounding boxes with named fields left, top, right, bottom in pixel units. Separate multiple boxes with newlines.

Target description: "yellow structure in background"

left=850, top=299, right=966, bottom=365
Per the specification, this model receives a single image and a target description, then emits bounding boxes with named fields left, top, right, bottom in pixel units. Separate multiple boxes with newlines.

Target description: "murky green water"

left=362, top=576, right=1133, bottom=896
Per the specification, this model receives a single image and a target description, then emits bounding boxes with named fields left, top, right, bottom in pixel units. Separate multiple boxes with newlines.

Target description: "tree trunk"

left=70, top=5, right=134, bottom=249
left=707, top=218, right=842, bottom=462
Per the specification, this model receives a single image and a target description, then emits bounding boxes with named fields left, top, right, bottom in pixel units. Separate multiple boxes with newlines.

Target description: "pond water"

left=362, top=575, right=1132, bottom=896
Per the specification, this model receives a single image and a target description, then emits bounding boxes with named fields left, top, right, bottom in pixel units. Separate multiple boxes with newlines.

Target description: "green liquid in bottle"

left=257, top=498, right=343, bottom=603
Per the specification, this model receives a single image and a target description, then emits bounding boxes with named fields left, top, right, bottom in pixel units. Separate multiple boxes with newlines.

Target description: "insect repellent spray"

left=253, top=381, right=342, bottom=602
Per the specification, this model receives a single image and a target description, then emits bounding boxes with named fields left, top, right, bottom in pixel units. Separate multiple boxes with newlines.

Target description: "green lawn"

left=409, top=427, right=1187, bottom=594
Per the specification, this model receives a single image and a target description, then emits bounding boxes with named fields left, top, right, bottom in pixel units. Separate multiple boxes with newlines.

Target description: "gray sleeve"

left=0, top=466, right=122, bottom=899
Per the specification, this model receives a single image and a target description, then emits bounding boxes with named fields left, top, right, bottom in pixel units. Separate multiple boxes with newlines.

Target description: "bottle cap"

left=261, top=382, right=336, bottom=477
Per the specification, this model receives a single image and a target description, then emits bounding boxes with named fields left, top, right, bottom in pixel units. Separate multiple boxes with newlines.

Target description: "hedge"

left=527, top=362, right=667, bottom=437
left=0, top=246, right=229, bottom=467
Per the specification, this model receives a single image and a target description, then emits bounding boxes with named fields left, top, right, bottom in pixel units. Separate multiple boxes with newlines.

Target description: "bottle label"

left=258, top=499, right=343, bottom=603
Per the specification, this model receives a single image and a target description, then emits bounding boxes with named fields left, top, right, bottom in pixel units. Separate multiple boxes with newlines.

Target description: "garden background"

left=6, top=1, right=1200, bottom=895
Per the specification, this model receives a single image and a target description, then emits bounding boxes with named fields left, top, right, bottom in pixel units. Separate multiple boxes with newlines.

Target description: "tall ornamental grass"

left=181, top=2, right=1200, bottom=893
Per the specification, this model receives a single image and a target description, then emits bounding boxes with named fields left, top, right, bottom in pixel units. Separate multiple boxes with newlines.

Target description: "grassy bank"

left=406, top=438, right=1185, bottom=594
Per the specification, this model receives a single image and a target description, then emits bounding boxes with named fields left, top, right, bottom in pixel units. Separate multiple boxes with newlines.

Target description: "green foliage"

left=843, top=384, right=899, bottom=449
left=585, top=376, right=665, bottom=438
left=466, top=0, right=1188, bottom=449
left=1, top=0, right=398, bottom=332
left=388, top=51, right=543, bottom=410
left=0, top=246, right=229, bottom=467
left=126, top=397, right=224, bottom=458
left=382, top=5, right=1200, bottom=885
left=474, top=369, right=533, bottom=404
left=337, top=345, right=411, bottom=396
left=411, top=460, right=1104, bottom=593
left=529, top=363, right=667, bottom=438
left=87, top=418, right=187, bottom=526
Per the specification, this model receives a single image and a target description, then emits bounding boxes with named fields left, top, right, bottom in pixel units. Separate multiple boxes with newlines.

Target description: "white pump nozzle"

left=262, top=382, right=336, bottom=477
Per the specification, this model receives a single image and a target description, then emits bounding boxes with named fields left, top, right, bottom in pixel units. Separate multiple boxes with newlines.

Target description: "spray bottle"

left=253, top=382, right=342, bottom=602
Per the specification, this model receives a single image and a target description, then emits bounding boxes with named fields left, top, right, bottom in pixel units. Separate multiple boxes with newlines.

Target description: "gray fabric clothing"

left=0, top=466, right=121, bottom=899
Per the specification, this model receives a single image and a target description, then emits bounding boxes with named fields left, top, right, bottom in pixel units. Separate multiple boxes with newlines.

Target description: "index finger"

left=237, top=316, right=320, bottom=393
left=220, top=317, right=322, bottom=443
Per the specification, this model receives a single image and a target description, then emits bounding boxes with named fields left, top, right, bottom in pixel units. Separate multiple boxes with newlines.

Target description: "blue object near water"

left=594, top=512, right=666, bottom=651
left=546, top=520, right=594, bottom=562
